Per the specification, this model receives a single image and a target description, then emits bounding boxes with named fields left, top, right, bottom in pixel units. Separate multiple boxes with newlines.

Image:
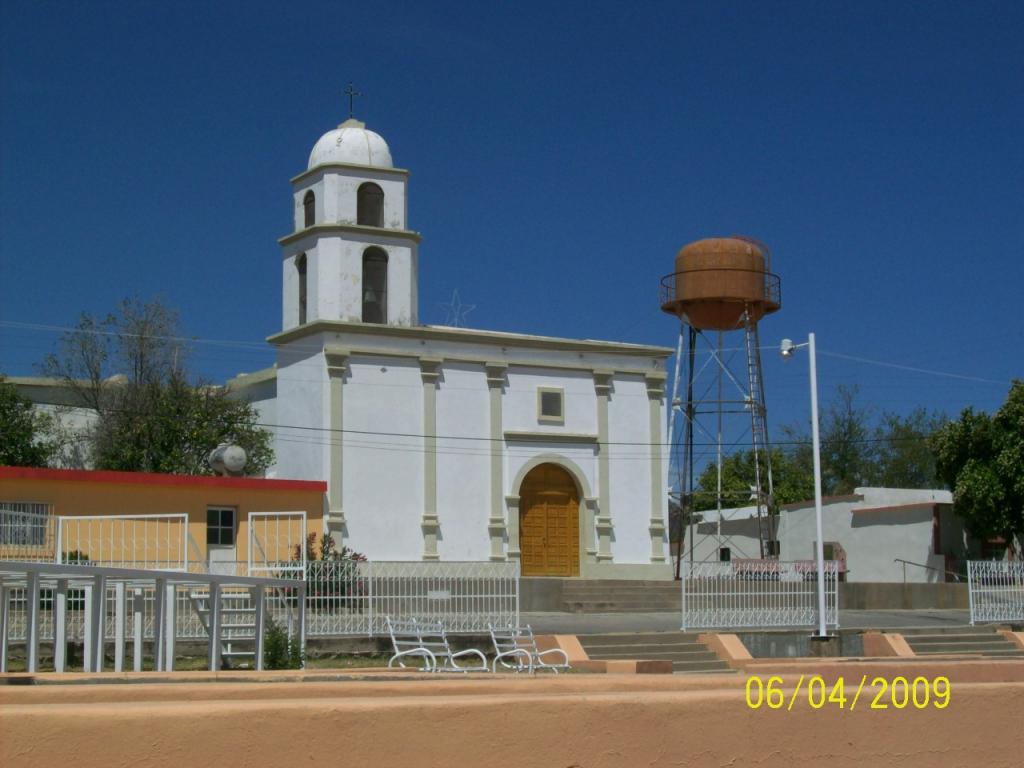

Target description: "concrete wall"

left=343, top=356, right=425, bottom=560
left=689, top=488, right=963, bottom=583
left=840, top=581, right=969, bottom=610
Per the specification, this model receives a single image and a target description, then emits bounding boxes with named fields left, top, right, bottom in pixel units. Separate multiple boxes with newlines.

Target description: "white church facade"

left=229, top=116, right=674, bottom=579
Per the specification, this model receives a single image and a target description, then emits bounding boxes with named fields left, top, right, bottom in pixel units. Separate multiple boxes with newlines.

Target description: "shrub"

left=263, top=617, right=304, bottom=670
left=293, top=532, right=367, bottom=609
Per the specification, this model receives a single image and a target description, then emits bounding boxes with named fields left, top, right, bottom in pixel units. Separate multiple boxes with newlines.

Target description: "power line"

left=817, top=349, right=1013, bottom=386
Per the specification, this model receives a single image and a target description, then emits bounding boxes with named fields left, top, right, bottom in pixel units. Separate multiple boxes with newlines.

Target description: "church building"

left=229, top=114, right=674, bottom=579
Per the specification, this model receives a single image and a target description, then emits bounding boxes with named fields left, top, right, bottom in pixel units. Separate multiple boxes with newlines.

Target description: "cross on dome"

left=344, top=82, right=362, bottom=119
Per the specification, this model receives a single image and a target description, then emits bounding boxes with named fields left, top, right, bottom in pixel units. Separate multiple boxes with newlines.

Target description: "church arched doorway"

left=519, top=463, right=580, bottom=577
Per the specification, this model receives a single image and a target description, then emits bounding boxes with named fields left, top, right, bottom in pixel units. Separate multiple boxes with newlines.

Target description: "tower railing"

left=659, top=268, right=782, bottom=308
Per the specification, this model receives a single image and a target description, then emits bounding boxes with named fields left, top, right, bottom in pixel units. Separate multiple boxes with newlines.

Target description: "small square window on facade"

left=206, top=507, right=236, bottom=547
left=719, top=547, right=731, bottom=562
left=766, top=540, right=781, bottom=557
left=537, top=387, right=564, bottom=425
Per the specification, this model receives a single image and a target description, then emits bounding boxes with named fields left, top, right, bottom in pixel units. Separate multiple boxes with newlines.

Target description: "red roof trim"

left=0, top=466, right=326, bottom=492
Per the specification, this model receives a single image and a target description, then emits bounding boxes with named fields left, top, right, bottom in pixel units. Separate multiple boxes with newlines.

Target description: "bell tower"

left=280, top=116, right=419, bottom=330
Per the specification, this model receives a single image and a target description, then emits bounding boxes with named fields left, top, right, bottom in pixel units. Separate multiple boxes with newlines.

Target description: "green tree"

left=929, top=381, right=1024, bottom=555
left=39, top=298, right=274, bottom=475
left=874, top=407, right=946, bottom=488
left=693, top=447, right=815, bottom=512
left=0, top=376, right=58, bottom=467
left=819, top=384, right=875, bottom=494
left=691, top=385, right=946, bottom=510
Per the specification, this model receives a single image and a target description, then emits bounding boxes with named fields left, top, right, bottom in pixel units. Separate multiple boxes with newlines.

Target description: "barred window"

left=0, top=502, right=51, bottom=546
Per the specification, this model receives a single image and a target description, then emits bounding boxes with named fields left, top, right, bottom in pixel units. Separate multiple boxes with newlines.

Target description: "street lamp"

left=780, top=333, right=829, bottom=638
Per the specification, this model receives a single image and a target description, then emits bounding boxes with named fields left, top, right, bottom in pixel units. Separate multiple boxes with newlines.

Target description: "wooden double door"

left=519, top=464, right=580, bottom=577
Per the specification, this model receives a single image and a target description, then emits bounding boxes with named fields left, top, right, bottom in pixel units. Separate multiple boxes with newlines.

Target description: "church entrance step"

left=902, top=627, right=1022, bottom=658
left=576, top=631, right=732, bottom=674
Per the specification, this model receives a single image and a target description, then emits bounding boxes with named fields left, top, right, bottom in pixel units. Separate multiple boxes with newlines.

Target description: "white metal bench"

left=488, top=623, right=570, bottom=673
left=385, top=617, right=488, bottom=673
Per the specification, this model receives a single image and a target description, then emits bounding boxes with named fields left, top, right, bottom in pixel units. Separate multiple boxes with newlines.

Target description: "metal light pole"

left=781, top=333, right=828, bottom=638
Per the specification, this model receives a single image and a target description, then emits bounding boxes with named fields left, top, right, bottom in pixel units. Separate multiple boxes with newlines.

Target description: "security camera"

left=780, top=338, right=795, bottom=358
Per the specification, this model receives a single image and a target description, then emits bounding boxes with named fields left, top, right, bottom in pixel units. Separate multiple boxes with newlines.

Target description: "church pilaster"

left=646, top=372, right=668, bottom=562
left=324, top=346, right=349, bottom=542
left=419, top=357, right=442, bottom=560
left=485, top=363, right=508, bottom=561
left=594, top=370, right=614, bottom=562
left=504, top=495, right=521, bottom=563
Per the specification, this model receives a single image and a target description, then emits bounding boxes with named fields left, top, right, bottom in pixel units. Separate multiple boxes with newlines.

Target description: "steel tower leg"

left=743, top=308, right=776, bottom=557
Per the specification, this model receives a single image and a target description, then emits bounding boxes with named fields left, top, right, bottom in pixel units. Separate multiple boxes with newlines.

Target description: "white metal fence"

left=291, top=560, right=519, bottom=635
left=57, top=514, right=190, bottom=571
left=1, top=561, right=303, bottom=674
left=681, top=559, right=839, bottom=630
left=2, top=560, right=519, bottom=643
left=968, top=560, right=1024, bottom=624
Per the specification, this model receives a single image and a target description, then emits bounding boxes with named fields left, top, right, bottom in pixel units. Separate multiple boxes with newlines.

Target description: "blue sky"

left=1, top=0, right=1021, bottom=439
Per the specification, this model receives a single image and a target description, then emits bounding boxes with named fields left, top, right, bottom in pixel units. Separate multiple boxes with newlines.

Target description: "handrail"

left=894, top=558, right=963, bottom=583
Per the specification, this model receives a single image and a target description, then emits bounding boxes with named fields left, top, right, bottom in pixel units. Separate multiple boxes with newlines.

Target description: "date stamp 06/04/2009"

left=745, top=675, right=951, bottom=712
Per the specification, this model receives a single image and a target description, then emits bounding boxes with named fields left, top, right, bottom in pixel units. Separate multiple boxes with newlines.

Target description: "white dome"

left=308, top=118, right=393, bottom=170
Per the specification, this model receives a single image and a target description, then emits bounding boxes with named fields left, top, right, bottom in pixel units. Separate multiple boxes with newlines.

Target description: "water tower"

left=660, top=236, right=782, bottom=570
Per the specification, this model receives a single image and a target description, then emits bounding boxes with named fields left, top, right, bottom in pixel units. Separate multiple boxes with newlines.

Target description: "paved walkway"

left=524, top=609, right=972, bottom=634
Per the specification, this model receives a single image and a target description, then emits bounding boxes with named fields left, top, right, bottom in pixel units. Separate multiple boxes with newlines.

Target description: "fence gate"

left=681, top=559, right=839, bottom=630
left=968, top=560, right=1024, bottom=624
left=247, top=511, right=307, bottom=576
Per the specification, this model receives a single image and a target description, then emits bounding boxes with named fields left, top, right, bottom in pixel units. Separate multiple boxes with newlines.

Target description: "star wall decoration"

left=437, top=289, right=476, bottom=328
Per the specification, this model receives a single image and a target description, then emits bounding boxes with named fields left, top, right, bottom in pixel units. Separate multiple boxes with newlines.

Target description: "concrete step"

left=913, top=651, right=1024, bottom=663
left=577, top=631, right=730, bottom=673
left=911, top=646, right=1010, bottom=655
left=581, top=642, right=707, bottom=654
left=672, top=660, right=734, bottom=674
left=903, top=628, right=1020, bottom=657
left=907, top=635, right=1010, bottom=646
left=577, top=632, right=702, bottom=646
left=897, top=626, right=1003, bottom=636
left=587, top=650, right=719, bottom=661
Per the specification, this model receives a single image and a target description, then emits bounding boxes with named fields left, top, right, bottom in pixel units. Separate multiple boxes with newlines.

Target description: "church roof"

left=308, top=118, right=393, bottom=170
left=266, top=320, right=675, bottom=358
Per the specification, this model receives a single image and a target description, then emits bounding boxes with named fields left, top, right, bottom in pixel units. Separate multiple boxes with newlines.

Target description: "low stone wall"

left=523, top=578, right=970, bottom=612
left=840, top=581, right=969, bottom=610
left=735, top=630, right=863, bottom=658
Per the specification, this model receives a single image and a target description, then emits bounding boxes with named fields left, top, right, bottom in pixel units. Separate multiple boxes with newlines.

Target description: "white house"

left=686, top=487, right=973, bottom=583
left=228, top=116, right=674, bottom=579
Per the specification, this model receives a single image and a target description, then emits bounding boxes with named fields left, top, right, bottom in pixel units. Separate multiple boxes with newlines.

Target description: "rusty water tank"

left=660, top=236, right=781, bottom=330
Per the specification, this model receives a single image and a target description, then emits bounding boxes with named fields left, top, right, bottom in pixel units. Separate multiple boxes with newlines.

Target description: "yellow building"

left=0, top=466, right=326, bottom=573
